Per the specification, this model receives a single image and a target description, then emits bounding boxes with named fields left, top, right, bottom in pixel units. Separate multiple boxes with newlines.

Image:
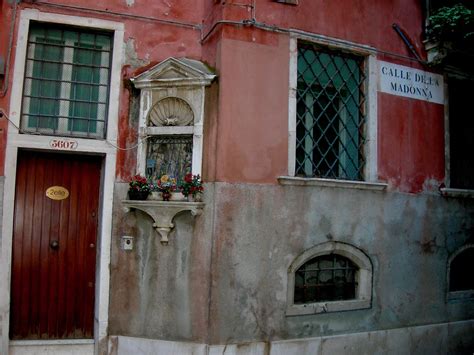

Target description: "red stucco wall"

left=0, top=0, right=445, bottom=192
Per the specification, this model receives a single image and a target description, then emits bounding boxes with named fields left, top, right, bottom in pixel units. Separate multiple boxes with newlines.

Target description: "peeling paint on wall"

left=125, top=38, right=150, bottom=69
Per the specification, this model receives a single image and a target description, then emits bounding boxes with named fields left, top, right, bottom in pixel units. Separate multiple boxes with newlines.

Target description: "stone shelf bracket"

left=122, top=200, right=204, bottom=245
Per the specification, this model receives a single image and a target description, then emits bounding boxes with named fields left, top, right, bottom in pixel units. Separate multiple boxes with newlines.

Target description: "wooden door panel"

left=10, top=151, right=101, bottom=340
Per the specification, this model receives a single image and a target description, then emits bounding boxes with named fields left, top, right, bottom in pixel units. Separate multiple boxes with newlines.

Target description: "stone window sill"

left=286, top=299, right=371, bottom=316
left=278, top=176, right=388, bottom=191
left=447, top=290, right=474, bottom=302
left=440, top=188, right=474, bottom=199
left=122, top=200, right=204, bottom=245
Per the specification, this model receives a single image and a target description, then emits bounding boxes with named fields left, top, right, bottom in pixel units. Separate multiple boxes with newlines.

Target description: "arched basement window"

left=287, top=241, right=372, bottom=316
left=295, top=254, right=357, bottom=304
left=448, top=244, right=474, bottom=300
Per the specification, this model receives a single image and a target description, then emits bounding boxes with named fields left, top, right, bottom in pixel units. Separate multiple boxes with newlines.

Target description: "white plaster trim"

left=440, top=188, right=474, bottom=199
left=145, top=126, right=194, bottom=135
left=289, top=30, right=377, bottom=56
left=366, top=55, right=378, bottom=181
left=444, top=75, right=451, bottom=188
left=10, top=339, right=95, bottom=346
left=278, top=176, right=388, bottom=191
left=131, top=57, right=215, bottom=89
left=448, top=290, right=474, bottom=301
left=286, top=35, right=378, bottom=182
left=286, top=299, right=371, bottom=316
left=288, top=37, right=297, bottom=177
left=286, top=242, right=373, bottom=316
left=0, top=9, right=124, bottom=355
left=133, top=62, right=213, bottom=178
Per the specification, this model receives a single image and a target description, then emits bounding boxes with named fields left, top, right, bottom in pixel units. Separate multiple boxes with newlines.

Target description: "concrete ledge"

left=278, top=176, right=388, bottom=191
left=109, top=319, right=474, bottom=355
left=9, top=341, right=94, bottom=355
left=440, top=187, right=474, bottom=199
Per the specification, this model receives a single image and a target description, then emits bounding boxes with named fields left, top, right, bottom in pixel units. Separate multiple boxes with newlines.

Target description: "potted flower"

left=128, top=174, right=151, bottom=200
left=179, top=173, right=204, bottom=202
left=156, top=174, right=177, bottom=201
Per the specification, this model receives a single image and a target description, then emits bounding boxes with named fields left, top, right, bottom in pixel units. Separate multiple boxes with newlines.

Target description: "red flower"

left=184, top=173, right=193, bottom=183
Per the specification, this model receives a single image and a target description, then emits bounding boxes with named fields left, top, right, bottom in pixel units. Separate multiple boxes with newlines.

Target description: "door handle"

left=50, top=240, right=59, bottom=250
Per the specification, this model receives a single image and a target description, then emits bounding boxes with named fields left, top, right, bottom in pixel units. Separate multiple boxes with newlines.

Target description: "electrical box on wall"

left=121, top=236, right=134, bottom=251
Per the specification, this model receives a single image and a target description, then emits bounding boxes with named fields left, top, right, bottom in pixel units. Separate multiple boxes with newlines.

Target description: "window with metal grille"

left=21, top=23, right=112, bottom=138
left=449, top=246, right=474, bottom=292
left=296, top=43, right=366, bottom=180
left=294, top=254, right=357, bottom=304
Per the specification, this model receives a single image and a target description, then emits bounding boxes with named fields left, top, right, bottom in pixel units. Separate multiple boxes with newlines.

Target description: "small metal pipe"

left=33, top=1, right=201, bottom=30
left=392, top=23, right=423, bottom=62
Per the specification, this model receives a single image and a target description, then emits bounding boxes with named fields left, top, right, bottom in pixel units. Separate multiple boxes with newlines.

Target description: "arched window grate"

left=294, top=254, right=357, bottom=304
left=449, top=246, right=474, bottom=292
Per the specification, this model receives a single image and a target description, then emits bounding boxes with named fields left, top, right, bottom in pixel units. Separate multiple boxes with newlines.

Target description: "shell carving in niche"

left=148, top=97, right=194, bottom=127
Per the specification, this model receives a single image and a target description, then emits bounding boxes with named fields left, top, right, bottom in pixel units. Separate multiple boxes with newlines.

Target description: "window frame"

left=2, top=9, right=124, bottom=354
left=21, top=23, right=113, bottom=139
left=142, top=96, right=196, bottom=181
left=447, top=244, right=474, bottom=301
left=132, top=58, right=215, bottom=181
left=440, top=73, right=474, bottom=197
left=286, top=241, right=373, bottom=316
left=287, top=35, right=378, bottom=184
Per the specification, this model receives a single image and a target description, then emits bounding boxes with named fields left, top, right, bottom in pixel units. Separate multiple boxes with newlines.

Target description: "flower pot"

left=148, top=191, right=161, bottom=200
left=161, top=191, right=172, bottom=201
left=128, top=190, right=149, bottom=200
left=187, top=193, right=202, bottom=202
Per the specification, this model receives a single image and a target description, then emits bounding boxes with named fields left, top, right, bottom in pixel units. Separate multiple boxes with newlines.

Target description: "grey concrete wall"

left=109, top=320, right=474, bottom=354
left=0, top=176, right=3, bottom=249
left=108, top=181, right=474, bottom=349
left=109, top=183, right=214, bottom=342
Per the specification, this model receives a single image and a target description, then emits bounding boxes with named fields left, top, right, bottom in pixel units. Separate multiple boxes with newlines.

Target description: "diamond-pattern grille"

left=296, top=43, right=366, bottom=180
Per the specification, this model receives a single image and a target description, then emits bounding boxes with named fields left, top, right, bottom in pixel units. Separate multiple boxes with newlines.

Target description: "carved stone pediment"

left=131, top=57, right=216, bottom=89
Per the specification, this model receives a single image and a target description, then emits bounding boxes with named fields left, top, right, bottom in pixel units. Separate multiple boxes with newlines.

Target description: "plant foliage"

left=427, top=4, right=474, bottom=45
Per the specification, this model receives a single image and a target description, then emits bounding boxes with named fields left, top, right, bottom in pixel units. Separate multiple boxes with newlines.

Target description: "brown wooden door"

left=10, top=150, right=102, bottom=340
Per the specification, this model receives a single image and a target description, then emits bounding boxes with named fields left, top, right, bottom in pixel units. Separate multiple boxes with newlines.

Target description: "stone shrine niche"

left=131, top=58, right=216, bottom=181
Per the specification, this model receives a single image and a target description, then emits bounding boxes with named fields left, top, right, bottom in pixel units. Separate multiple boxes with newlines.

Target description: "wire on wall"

left=0, top=108, right=149, bottom=151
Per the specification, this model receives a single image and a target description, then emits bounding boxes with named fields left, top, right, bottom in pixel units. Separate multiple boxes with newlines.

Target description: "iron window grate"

left=296, top=43, right=367, bottom=180
left=20, top=23, right=113, bottom=139
left=294, top=254, right=358, bottom=304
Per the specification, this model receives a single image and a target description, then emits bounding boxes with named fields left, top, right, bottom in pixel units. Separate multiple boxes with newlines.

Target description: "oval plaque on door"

left=45, top=186, right=69, bottom=200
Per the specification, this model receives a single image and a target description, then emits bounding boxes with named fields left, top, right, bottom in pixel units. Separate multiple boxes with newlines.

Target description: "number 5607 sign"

left=49, top=138, right=78, bottom=150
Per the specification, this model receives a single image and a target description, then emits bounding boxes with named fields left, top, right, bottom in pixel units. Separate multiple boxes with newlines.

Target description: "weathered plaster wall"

left=256, top=0, right=425, bottom=58
left=108, top=183, right=214, bottom=342
left=108, top=182, right=474, bottom=346
left=213, top=35, right=289, bottom=184
left=377, top=87, right=445, bottom=193
left=206, top=183, right=474, bottom=343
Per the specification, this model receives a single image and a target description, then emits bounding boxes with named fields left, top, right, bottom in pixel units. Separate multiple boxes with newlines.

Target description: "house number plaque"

left=49, top=138, right=78, bottom=150
left=46, top=186, right=70, bottom=201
